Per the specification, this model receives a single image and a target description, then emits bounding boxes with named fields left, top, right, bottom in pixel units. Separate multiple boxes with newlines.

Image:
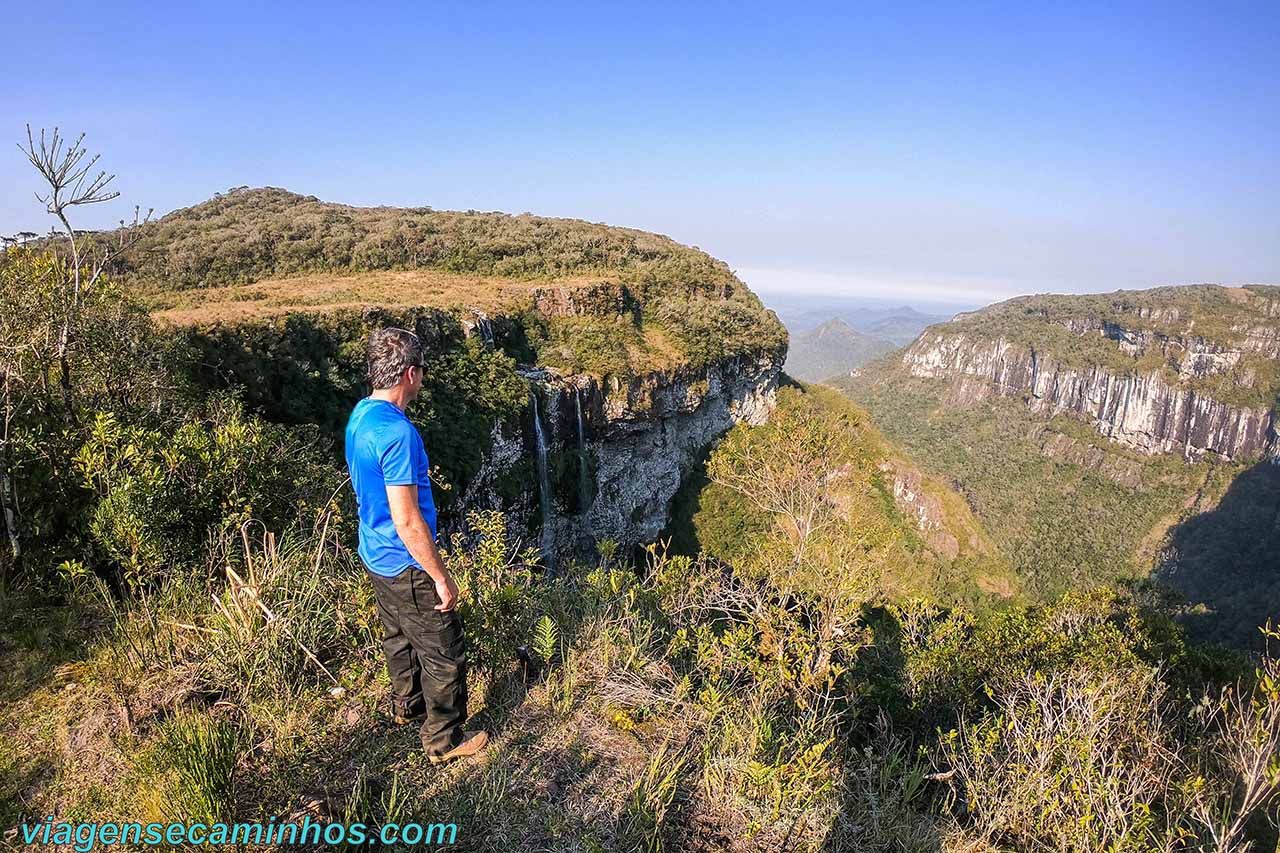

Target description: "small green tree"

left=441, top=509, right=542, bottom=674
left=1, top=127, right=158, bottom=585
left=19, top=126, right=152, bottom=410
left=706, top=386, right=902, bottom=700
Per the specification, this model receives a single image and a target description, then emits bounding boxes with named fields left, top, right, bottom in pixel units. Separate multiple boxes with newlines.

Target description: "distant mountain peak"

left=785, top=316, right=895, bottom=382
left=813, top=318, right=856, bottom=337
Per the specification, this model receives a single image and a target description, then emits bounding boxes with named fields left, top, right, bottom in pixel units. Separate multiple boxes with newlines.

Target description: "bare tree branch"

left=17, top=126, right=152, bottom=412
left=20, top=126, right=121, bottom=214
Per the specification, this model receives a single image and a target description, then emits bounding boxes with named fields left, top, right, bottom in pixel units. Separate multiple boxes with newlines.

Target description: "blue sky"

left=3, top=1, right=1277, bottom=307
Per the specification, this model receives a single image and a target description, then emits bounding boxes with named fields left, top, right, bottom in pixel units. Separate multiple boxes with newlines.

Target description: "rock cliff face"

left=902, top=331, right=1277, bottom=462
left=451, top=281, right=786, bottom=560
left=461, top=350, right=783, bottom=560
left=134, top=186, right=791, bottom=563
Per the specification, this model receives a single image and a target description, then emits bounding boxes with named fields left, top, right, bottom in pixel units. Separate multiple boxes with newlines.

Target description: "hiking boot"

left=428, top=730, right=489, bottom=765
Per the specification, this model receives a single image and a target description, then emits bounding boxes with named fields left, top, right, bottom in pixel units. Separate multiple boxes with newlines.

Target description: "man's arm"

left=386, top=484, right=458, bottom=611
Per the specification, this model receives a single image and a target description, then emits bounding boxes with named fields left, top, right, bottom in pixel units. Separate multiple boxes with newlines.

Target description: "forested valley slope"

left=838, top=284, right=1280, bottom=649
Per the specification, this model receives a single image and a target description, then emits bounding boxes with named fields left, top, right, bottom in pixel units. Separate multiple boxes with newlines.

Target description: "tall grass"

left=146, top=714, right=241, bottom=825
left=199, top=524, right=379, bottom=700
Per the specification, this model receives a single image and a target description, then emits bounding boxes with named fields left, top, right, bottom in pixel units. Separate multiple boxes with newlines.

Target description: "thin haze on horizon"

left=2, top=1, right=1277, bottom=308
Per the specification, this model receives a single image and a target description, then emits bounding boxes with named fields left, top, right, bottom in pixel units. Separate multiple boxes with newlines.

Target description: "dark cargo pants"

left=368, top=568, right=468, bottom=755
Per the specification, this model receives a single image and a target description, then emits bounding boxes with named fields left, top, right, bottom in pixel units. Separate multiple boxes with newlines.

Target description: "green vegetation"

left=123, top=187, right=740, bottom=295
left=0, top=176, right=781, bottom=591
left=101, top=190, right=784, bottom=548
left=954, top=285, right=1280, bottom=347
left=174, top=308, right=530, bottom=508
left=797, top=272, right=1280, bottom=636
left=524, top=311, right=649, bottom=377
left=74, top=399, right=331, bottom=590
left=674, top=384, right=1017, bottom=608
left=0, top=242, right=531, bottom=594
left=6, top=245, right=1280, bottom=846
left=128, top=187, right=787, bottom=378
left=836, top=369, right=1220, bottom=600
left=0, top=246, right=336, bottom=590
left=839, top=279, right=1280, bottom=652
left=141, top=714, right=241, bottom=825
left=7, top=143, right=1280, bottom=851
left=7, top=501, right=1280, bottom=850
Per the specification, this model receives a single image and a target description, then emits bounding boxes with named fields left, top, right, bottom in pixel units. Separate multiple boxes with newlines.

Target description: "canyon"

left=840, top=284, right=1280, bottom=646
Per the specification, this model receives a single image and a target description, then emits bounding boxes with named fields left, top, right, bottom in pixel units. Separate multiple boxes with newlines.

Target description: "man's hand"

left=434, top=573, right=460, bottom=612
left=386, top=483, right=455, bottom=610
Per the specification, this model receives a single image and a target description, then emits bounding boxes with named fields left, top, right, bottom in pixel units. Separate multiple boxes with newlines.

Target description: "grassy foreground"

left=6, top=501, right=1280, bottom=851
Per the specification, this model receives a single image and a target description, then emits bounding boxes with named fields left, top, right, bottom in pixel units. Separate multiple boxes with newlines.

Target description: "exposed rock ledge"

left=879, top=463, right=962, bottom=560
left=903, top=333, right=1276, bottom=461
left=460, top=350, right=784, bottom=559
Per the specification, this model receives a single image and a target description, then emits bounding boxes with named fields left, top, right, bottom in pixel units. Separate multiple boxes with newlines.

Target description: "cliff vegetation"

left=942, top=285, right=1280, bottom=409
left=836, top=370, right=1223, bottom=599
left=669, top=384, right=1017, bottom=608
left=131, top=187, right=787, bottom=377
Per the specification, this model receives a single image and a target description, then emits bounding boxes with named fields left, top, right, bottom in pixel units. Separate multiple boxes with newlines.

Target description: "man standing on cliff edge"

left=345, top=326, right=488, bottom=764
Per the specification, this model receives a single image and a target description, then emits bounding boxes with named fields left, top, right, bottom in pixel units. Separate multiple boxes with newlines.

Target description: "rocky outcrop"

left=1048, top=315, right=1280, bottom=373
left=531, top=282, right=641, bottom=319
left=1036, top=432, right=1144, bottom=489
left=460, top=349, right=784, bottom=560
left=903, top=332, right=1277, bottom=461
left=880, top=463, right=960, bottom=560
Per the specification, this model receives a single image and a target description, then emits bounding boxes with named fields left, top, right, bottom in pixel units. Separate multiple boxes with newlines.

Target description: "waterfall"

left=530, top=390, right=555, bottom=560
left=468, top=311, right=496, bottom=346
left=575, top=389, right=591, bottom=513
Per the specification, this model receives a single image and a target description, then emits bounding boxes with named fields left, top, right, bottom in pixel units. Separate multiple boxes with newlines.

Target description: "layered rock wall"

left=903, top=331, right=1276, bottom=461
left=460, top=349, right=784, bottom=559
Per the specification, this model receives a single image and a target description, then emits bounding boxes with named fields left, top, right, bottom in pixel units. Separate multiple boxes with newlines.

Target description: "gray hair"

left=366, top=327, right=424, bottom=390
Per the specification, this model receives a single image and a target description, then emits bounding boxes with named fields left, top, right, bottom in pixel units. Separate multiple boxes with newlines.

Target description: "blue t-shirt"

left=344, top=397, right=438, bottom=577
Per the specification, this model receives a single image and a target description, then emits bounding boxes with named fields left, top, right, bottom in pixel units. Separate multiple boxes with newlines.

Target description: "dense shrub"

left=939, top=652, right=1280, bottom=852
left=1, top=248, right=189, bottom=586
left=861, top=588, right=1198, bottom=729
left=73, top=396, right=335, bottom=591
left=440, top=509, right=542, bottom=676
left=173, top=309, right=530, bottom=514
